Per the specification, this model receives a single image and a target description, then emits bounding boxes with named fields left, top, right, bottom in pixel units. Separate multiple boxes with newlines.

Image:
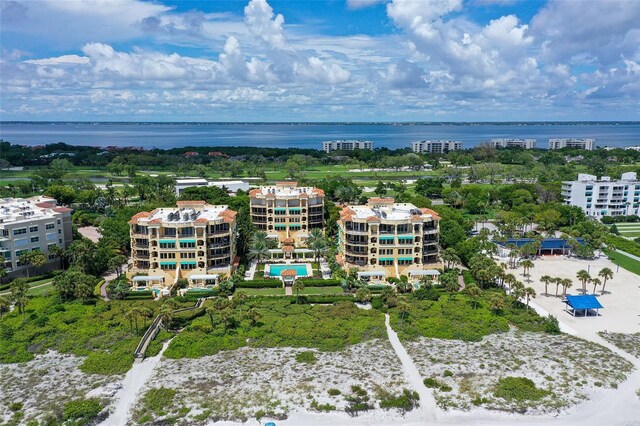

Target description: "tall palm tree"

left=561, top=278, right=573, bottom=297
left=306, top=228, right=328, bottom=265
left=504, top=273, right=516, bottom=292
left=553, top=277, right=562, bottom=297
left=598, top=268, right=614, bottom=294
left=591, top=278, right=602, bottom=295
left=292, top=280, right=305, bottom=304
left=465, top=284, right=482, bottom=309
left=576, top=270, right=591, bottom=294
left=206, top=306, right=217, bottom=328
left=540, top=275, right=553, bottom=296
left=158, top=304, right=174, bottom=330
left=524, top=287, right=536, bottom=310
left=521, top=259, right=534, bottom=278
left=248, top=233, right=270, bottom=265
left=0, top=295, right=10, bottom=318
left=48, top=245, right=67, bottom=270
left=397, top=300, right=410, bottom=323
left=10, top=279, right=29, bottom=320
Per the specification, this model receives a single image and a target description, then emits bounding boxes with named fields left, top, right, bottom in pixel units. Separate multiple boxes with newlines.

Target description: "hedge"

left=183, top=289, right=219, bottom=299
left=93, top=280, right=105, bottom=298
left=298, top=278, right=341, bottom=287
left=123, top=291, right=154, bottom=300
left=293, top=295, right=355, bottom=304
left=236, top=280, right=282, bottom=288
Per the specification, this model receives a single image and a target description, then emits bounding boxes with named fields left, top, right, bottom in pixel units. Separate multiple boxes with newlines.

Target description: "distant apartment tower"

left=562, top=173, right=640, bottom=217
left=337, top=198, right=440, bottom=277
left=129, top=201, right=237, bottom=288
left=249, top=182, right=324, bottom=244
left=322, top=140, right=373, bottom=153
left=411, top=140, right=462, bottom=154
left=548, top=138, right=595, bottom=150
left=490, top=138, right=537, bottom=149
left=0, top=196, right=73, bottom=277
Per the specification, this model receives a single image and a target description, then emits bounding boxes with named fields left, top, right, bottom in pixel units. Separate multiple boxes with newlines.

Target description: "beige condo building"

left=249, top=182, right=325, bottom=246
left=128, top=201, right=237, bottom=289
left=337, top=198, right=440, bottom=282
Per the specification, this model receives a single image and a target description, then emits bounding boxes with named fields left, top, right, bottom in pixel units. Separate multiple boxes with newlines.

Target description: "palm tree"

left=540, top=275, right=553, bottom=296
left=504, top=273, right=516, bottom=292
left=48, top=245, right=67, bottom=270
left=590, top=278, right=602, bottom=295
left=248, top=232, right=270, bottom=265
left=10, top=279, right=29, bottom=320
left=507, top=244, right=518, bottom=268
left=524, top=287, right=536, bottom=310
left=441, top=248, right=461, bottom=270
left=0, top=295, right=10, bottom=318
left=561, top=278, right=573, bottom=297
left=232, top=290, right=248, bottom=316
left=220, top=307, right=234, bottom=329
left=598, top=268, right=614, bottom=294
left=465, top=284, right=482, bottom=309
left=521, top=259, right=534, bottom=278
left=18, top=251, right=34, bottom=278
left=205, top=306, right=217, bottom=328
left=292, top=280, right=304, bottom=304
left=511, top=281, right=525, bottom=304
left=576, top=270, right=591, bottom=294
left=306, top=228, right=328, bottom=265
left=125, top=309, right=137, bottom=333
left=553, top=277, right=562, bottom=297
left=158, top=304, right=174, bottom=330
left=488, top=294, right=505, bottom=314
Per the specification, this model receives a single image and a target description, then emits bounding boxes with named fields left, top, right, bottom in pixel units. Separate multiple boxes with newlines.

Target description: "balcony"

left=344, top=229, right=369, bottom=236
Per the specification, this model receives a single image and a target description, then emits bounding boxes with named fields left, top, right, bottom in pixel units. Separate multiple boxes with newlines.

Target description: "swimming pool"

left=267, top=263, right=311, bottom=278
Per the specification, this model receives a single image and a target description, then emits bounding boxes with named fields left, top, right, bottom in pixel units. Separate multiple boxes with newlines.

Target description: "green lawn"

left=242, top=287, right=285, bottom=296
left=603, top=249, right=640, bottom=276
left=27, top=281, right=55, bottom=296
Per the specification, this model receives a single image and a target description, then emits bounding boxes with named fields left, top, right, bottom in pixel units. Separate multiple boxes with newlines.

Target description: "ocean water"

left=0, top=122, right=638, bottom=150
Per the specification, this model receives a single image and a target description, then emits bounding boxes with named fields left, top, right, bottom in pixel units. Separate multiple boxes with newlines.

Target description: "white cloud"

left=347, top=0, right=388, bottom=9
left=244, top=0, right=287, bottom=49
left=25, top=55, right=90, bottom=65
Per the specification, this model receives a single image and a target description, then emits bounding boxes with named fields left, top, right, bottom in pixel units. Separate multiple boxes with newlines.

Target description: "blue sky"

left=0, top=0, right=638, bottom=121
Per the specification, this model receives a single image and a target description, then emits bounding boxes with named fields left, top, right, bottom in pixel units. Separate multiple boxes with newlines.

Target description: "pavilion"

left=563, top=294, right=603, bottom=317
left=498, top=238, right=585, bottom=256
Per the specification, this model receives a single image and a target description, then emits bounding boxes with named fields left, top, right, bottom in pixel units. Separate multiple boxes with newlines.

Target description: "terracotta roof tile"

left=420, top=208, right=441, bottom=220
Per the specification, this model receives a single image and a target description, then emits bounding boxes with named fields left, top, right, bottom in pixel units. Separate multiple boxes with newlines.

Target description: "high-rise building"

left=337, top=198, right=440, bottom=279
left=129, top=201, right=237, bottom=289
left=322, top=140, right=373, bottom=153
left=249, top=183, right=324, bottom=245
left=490, top=138, right=536, bottom=149
left=0, top=196, right=73, bottom=277
left=411, top=140, right=462, bottom=154
left=548, top=138, right=595, bottom=150
left=562, top=173, right=640, bottom=217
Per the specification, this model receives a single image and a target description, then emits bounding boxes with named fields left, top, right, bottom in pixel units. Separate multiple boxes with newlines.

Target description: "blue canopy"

left=499, top=238, right=585, bottom=250
left=564, top=294, right=603, bottom=310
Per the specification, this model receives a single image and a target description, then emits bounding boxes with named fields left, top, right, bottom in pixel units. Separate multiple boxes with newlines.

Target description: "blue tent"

left=563, top=294, right=603, bottom=316
left=498, top=238, right=585, bottom=255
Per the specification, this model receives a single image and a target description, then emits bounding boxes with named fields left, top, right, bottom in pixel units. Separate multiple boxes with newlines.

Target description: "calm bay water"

left=0, top=122, right=639, bottom=150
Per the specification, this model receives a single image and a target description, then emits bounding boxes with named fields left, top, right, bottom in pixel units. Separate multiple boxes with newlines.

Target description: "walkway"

left=102, top=338, right=173, bottom=426
left=384, top=314, right=437, bottom=422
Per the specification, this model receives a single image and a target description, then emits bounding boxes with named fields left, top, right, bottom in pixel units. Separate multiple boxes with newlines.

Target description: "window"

left=180, top=242, right=196, bottom=249
left=29, top=226, right=39, bottom=233
left=160, top=253, right=176, bottom=259
left=181, top=252, right=196, bottom=259
left=30, top=236, right=39, bottom=243
left=13, top=228, right=26, bottom=236
left=159, top=242, right=175, bottom=249
left=46, top=223, right=55, bottom=230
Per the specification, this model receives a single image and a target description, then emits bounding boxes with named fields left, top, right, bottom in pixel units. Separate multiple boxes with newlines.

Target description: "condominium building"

left=562, top=173, right=640, bottom=217
left=322, top=140, right=373, bottom=153
left=411, top=140, right=462, bottom=154
left=548, top=138, right=595, bottom=150
left=249, top=182, right=324, bottom=245
left=128, top=201, right=237, bottom=288
left=337, top=198, right=440, bottom=279
left=0, top=196, right=73, bottom=277
left=490, top=138, right=537, bottom=149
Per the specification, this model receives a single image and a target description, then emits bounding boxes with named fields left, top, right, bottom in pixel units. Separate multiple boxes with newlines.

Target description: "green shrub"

left=371, top=297, right=384, bottom=310
left=327, top=388, right=341, bottom=396
left=443, top=370, right=453, bottom=377
left=543, top=315, right=561, bottom=334
left=298, top=278, right=341, bottom=287
left=295, top=351, right=317, bottom=364
left=423, top=377, right=442, bottom=388
left=493, top=377, right=551, bottom=401
left=9, top=402, right=23, bottom=412
left=439, top=384, right=452, bottom=392
left=140, top=387, right=176, bottom=414
left=350, top=385, right=368, bottom=397
left=294, top=295, right=354, bottom=304
left=378, top=389, right=420, bottom=414
left=63, top=398, right=102, bottom=425
left=310, top=400, right=336, bottom=412
left=236, top=280, right=282, bottom=288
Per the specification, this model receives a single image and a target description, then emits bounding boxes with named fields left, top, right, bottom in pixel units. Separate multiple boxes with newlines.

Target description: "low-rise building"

left=175, top=179, right=250, bottom=196
left=249, top=182, right=324, bottom=246
left=0, top=196, right=73, bottom=277
left=322, top=140, right=373, bottom=153
left=128, top=201, right=237, bottom=289
left=337, top=198, right=440, bottom=279
left=549, top=138, right=595, bottom=150
left=411, top=140, right=462, bottom=154
left=490, top=138, right=536, bottom=149
left=562, top=173, right=640, bottom=217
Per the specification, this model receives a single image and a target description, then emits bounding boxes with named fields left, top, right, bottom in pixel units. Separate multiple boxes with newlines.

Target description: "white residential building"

left=322, top=140, right=373, bottom=153
left=411, top=140, right=462, bottom=154
left=549, top=138, right=595, bottom=150
left=490, top=138, right=537, bottom=149
left=0, top=196, right=73, bottom=276
left=175, top=179, right=250, bottom=196
left=561, top=173, right=640, bottom=217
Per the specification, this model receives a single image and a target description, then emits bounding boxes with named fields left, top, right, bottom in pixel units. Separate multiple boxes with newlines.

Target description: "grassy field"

left=26, top=281, right=55, bottom=296
left=611, top=222, right=640, bottom=239
left=603, top=249, right=640, bottom=275
left=242, top=287, right=285, bottom=296
left=298, top=286, right=344, bottom=295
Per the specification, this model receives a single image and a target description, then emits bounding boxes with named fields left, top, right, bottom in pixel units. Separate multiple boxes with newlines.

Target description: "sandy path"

left=102, top=339, right=173, bottom=426
left=384, top=314, right=437, bottom=422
